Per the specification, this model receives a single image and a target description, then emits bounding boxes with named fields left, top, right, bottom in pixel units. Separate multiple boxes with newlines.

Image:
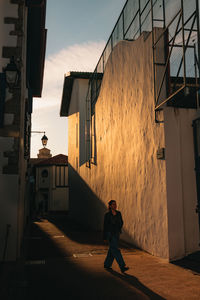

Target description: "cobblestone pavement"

left=1, top=215, right=200, bottom=300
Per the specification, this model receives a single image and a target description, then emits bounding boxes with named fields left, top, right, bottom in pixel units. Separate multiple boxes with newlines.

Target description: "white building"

left=60, top=0, right=200, bottom=261
left=31, top=154, right=69, bottom=215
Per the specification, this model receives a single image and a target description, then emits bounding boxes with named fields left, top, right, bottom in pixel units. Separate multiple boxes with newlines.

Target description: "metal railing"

left=89, top=0, right=156, bottom=112
left=86, top=0, right=200, bottom=113
left=152, top=0, right=200, bottom=111
left=85, top=0, right=200, bottom=162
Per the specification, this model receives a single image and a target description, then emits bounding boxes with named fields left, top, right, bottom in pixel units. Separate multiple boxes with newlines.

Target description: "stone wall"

left=0, top=0, right=28, bottom=261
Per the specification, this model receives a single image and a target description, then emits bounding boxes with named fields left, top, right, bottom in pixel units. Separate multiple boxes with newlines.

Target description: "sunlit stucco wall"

left=68, top=31, right=169, bottom=259
left=68, top=28, right=200, bottom=260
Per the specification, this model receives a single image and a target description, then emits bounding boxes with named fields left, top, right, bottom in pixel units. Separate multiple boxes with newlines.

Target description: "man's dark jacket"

left=103, top=210, right=123, bottom=240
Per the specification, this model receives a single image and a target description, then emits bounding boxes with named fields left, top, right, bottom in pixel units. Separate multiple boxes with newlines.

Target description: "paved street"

left=1, top=214, right=200, bottom=299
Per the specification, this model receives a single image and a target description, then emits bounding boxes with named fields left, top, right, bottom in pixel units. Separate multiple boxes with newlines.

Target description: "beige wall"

left=68, top=32, right=169, bottom=259
left=164, top=107, right=199, bottom=259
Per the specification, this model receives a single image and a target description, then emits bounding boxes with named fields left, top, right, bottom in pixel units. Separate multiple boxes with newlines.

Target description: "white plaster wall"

left=164, top=107, right=199, bottom=259
left=0, top=0, right=18, bottom=71
left=0, top=174, right=18, bottom=261
left=68, top=32, right=169, bottom=259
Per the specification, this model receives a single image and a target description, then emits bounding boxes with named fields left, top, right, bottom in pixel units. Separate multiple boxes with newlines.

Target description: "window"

left=41, top=169, right=48, bottom=178
left=55, top=166, right=68, bottom=187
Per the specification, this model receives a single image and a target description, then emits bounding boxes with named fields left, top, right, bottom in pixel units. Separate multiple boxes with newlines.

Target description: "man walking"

left=103, top=200, right=129, bottom=273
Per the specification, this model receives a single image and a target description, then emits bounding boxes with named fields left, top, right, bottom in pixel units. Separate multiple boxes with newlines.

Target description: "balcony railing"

left=86, top=0, right=200, bottom=113
left=85, top=0, right=200, bottom=162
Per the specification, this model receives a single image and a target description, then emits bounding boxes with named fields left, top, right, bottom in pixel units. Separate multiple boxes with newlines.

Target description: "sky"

left=30, top=0, right=126, bottom=158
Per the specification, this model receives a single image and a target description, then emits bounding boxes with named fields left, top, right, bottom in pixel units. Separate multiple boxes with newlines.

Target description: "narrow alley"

left=1, top=214, right=200, bottom=300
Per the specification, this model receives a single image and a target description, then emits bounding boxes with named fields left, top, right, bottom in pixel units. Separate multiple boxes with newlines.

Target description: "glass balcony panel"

left=185, top=47, right=195, bottom=78
left=112, top=14, right=123, bottom=47
left=124, top=0, right=139, bottom=34
left=165, top=0, right=181, bottom=27
left=141, top=1, right=152, bottom=32
left=170, top=46, right=184, bottom=77
left=125, top=14, right=140, bottom=40
left=183, top=0, right=196, bottom=24
left=151, top=0, right=164, bottom=27
left=184, top=17, right=197, bottom=33
left=103, top=39, right=112, bottom=67
left=97, top=56, right=104, bottom=73
left=140, top=0, right=149, bottom=12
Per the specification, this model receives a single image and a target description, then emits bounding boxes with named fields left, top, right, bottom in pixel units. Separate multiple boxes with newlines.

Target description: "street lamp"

left=4, top=56, right=20, bottom=88
left=31, top=131, right=48, bottom=148
left=41, top=134, right=48, bottom=148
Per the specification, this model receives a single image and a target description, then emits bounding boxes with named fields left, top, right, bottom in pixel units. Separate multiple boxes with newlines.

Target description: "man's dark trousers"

left=104, top=232, right=125, bottom=269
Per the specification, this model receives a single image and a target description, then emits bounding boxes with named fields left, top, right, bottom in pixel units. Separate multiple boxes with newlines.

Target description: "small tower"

left=37, top=133, right=52, bottom=158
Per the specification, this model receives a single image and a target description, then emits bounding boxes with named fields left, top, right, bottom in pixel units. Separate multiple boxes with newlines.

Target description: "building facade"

left=0, top=0, right=46, bottom=261
left=30, top=154, right=69, bottom=215
left=60, top=0, right=200, bottom=261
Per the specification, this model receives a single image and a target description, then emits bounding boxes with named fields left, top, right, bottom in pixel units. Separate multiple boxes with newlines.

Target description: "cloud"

left=31, top=40, right=105, bottom=157
left=34, top=40, right=106, bottom=110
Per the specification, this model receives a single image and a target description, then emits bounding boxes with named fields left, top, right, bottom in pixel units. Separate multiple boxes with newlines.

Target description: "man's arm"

left=118, top=211, right=123, bottom=232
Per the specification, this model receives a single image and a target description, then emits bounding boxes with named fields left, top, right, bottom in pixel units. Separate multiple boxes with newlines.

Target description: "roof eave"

left=60, top=71, right=103, bottom=117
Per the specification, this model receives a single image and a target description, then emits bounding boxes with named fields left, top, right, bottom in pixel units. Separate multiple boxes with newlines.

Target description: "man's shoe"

left=104, top=266, right=112, bottom=270
left=120, top=266, right=129, bottom=273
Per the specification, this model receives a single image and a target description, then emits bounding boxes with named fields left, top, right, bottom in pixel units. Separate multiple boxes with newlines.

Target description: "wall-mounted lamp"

left=3, top=56, right=20, bottom=88
left=0, top=56, right=20, bottom=127
left=31, top=131, right=48, bottom=148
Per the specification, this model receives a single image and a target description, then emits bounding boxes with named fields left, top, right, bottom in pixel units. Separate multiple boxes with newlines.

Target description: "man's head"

left=108, top=200, right=117, bottom=211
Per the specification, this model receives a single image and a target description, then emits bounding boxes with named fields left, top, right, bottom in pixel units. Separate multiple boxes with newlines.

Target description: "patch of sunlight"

left=73, top=253, right=93, bottom=258
left=34, top=220, right=81, bottom=256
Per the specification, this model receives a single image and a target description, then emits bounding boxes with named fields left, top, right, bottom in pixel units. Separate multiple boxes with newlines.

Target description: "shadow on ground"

left=45, top=213, right=136, bottom=250
left=107, top=269, right=165, bottom=300
left=172, top=251, right=200, bottom=274
left=1, top=216, right=165, bottom=300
